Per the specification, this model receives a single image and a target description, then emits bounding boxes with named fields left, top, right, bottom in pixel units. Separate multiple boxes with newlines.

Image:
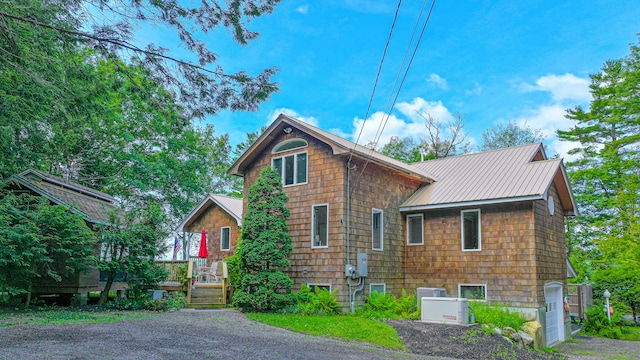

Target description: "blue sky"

left=175, top=0, right=639, bottom=159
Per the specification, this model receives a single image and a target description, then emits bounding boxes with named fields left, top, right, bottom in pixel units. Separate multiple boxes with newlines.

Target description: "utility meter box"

left=357, top=253, right=368, bottom=277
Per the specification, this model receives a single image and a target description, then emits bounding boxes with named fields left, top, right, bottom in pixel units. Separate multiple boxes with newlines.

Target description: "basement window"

left=459, top=284, right=486, bottom=300
left=370, top=283, right=386, bottom=296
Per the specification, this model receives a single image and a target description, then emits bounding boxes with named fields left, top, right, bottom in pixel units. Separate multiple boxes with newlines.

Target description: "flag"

left=172, top=236, right=181, bottom=260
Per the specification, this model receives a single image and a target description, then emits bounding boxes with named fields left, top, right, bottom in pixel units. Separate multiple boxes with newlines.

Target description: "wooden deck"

left=156, top=260, right=229, bottom=308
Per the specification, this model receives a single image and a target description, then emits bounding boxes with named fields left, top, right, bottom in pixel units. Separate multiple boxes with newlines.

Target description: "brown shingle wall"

left=346, top=158, right=422, bottom=299
left=185, top=205, right=241, bottom=264
left=404, top=202, right=541, bottom=307
left=533, top=183, right=568, bottom=307
left=242, top=130, right=349, bottom=302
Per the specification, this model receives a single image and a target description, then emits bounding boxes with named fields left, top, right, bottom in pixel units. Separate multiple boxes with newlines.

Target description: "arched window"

left=271, top=139, right=308, bottom=186
left=272, top=139, right=308, bottom=153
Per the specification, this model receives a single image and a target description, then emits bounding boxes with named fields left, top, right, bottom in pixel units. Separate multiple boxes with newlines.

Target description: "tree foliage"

left=0, top=0, right=250, bottom=230
left=417, top=111, right=472, bottom=159
left=377, top=112, right=471, bottom=163
left=0, top=192, right=97, bottom=307
left=95, top=204, right=168, bottom=305
left=558, top=37, right=640, bottom=313
left=0, top=0, right=279, bottom=120
left=479, top=121, right=546, bottom=151
left=233, top=167, right=294, bottom=312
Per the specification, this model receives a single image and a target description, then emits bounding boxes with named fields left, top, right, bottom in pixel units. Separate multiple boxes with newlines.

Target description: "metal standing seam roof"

left=6, top=169, right=118, bottom=223
left=401, top=143, right=572, bottom=211
left=177, top=194, right=243, bottom=231
left=228, top=114, right=437, bottom=183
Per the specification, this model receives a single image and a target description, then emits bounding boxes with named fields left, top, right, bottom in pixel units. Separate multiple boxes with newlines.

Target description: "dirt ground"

left=388, top=319, right=562, bottom=360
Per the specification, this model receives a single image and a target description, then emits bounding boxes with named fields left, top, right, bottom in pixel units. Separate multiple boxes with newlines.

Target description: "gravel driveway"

left=1, top=309, right=638, bottom=360
left=0, top=309, right=439, bottom=360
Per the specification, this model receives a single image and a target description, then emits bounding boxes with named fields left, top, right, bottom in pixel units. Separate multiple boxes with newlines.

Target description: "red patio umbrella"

left=198, top=229, right=208, bottom=258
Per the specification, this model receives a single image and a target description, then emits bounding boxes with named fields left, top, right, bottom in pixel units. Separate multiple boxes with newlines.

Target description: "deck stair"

left=188, top=285, right=226, bottom=308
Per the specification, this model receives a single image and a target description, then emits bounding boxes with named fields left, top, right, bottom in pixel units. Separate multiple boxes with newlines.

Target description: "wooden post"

left=186, top=260, right=193, bottom=305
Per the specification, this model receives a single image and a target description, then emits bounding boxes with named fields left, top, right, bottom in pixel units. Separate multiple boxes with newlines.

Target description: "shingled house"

left=178, top=194, right=243, bottom=265
left=2, top=169, right=125, bottom=304
left=224, top=114, right=578, bottom=345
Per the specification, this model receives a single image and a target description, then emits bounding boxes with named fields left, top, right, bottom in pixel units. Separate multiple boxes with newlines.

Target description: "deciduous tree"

left=480, top=121, right=545, bottom=151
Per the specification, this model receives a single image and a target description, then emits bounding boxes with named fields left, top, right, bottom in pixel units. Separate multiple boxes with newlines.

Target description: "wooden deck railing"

left=155, top=260, right=229, bottom=307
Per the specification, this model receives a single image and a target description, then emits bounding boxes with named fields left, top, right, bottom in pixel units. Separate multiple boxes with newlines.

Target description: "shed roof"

left=3, top=169, right=118, bottom=223
left=228, top=114, right=436, bottom=183
left=401, top=143, right=577, bottom=215
left=178, top=194, right=243, bottom=231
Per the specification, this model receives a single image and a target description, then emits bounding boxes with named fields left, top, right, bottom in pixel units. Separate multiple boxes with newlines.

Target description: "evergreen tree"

left=557, top=37, right=640, bottom=313
left=233, top=167, right=294, bottom=312
left=0, top=192, right=96, bottom=307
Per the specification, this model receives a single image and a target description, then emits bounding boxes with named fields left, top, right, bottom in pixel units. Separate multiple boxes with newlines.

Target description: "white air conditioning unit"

left=417, top=287, right=447, bottom=299
left=421, top=297, right=469, bottom=325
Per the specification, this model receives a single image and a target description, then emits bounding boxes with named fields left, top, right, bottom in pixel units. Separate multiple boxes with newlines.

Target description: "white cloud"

left=426, top=73, right=448, bottom=90
left=295, top=5, right=309, bottom=14
left=267, top=108, right=319, bottom=127
left=513, top=73, right=592, bottom=159
left=347, top=97, right=454, bottom=147
left=521, top=73, right=591, bottom=103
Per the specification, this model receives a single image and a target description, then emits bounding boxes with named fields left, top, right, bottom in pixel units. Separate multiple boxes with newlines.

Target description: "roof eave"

left=3, top=175, right=94, bottom=222
left=177, top=195, right=242, bottom=232
left=400, top=195, right=544, bottom=212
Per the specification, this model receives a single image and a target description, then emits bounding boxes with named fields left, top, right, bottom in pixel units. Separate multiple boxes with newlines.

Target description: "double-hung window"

left=406, top=214, right=424, bottom=245
left=221, top=227, right=230, bottom=251
left=312, top=204, right=328, bottom=248
left=272, top=139, right=308, bottom=186
left=372, top=209, right=383, bottom=251
left=461, top=209, right=481, bottom=251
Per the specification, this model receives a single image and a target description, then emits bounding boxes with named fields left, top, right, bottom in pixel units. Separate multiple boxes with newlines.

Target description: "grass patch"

left=246, top=313, right=405, bottom=350
left=0, top=308, right=151, bottom=326
left=619, top=326, right=640, bottom=341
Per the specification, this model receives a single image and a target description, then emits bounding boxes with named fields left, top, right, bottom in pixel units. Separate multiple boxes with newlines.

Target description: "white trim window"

left=461, top=209, right=481, bottom=251
left=372, top=208, right=383, bottom=251
left=459, top=284, right=487, bottom=300
left=221, top=227, right=230, bottom=251
left=406, top=214, right=424, bottom=245
left=272, top=152, right=307, bottom=186
left=307, top=283, right=331, bottom=293
left=312, top=204, right=328, bottom=248
left=370, top=283, right=386, bottom=296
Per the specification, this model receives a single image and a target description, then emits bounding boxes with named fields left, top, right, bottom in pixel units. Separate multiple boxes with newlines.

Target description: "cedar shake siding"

left=404, top=202, right=541, bottom=307
left=346, top=158, right=422, bottom=298
left=533, top=183, right=568, bottom=311
left=184, top=204, right=241, bottom=264
left=242, top=130, right=349, bottom=301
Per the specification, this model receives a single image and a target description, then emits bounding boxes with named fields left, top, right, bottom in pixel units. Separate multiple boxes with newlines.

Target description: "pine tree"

left=233, top=167, right=294, bottom=311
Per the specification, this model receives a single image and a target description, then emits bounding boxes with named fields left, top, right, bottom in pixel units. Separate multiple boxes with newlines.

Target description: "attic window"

left=272, top=139, right=307, bottom=153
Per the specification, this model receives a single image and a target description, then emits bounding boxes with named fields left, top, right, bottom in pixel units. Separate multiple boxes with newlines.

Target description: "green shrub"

left=293, top=285, right=341, bottom=315
left=108, top=297, right=145, bottom=311
left=582, top=304, right=623, bottom=339
left=472, top=302, right=526, bottom=330
left=357, top=289, right=419, bottom=319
